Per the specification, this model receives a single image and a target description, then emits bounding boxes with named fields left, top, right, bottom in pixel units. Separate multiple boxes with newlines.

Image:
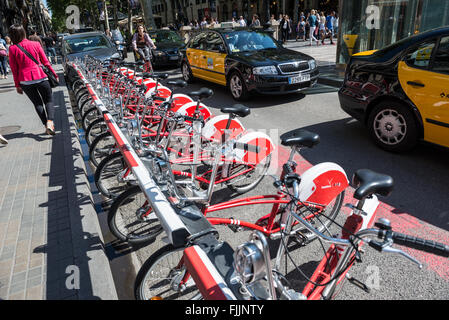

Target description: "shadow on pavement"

left=297, top=117, right=449, bottom=232
left=33, top=78, right=104, bottom=299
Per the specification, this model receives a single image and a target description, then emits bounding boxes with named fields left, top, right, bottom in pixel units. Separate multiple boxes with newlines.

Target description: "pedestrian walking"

left=326, top=12, right=336, bottom=45
left=4, top=35, right=12, bottom=74
left=0, top=34, right=8, bottom=79
left=8, top=24, right=58, bottom=135
left=319, top=13, right=326, bottom=44
left=308, top=10, right=319, bottom=46
left=200, top=17, right=208, bottom=29
left=42, top=33, right=57, bottom=64
left=296, top=15, right=305, bottom=41
left=250, top=14, right=260, bottom=27
left=280, top=15, right=289, bottom=43
left=238, top=16, right=246, bottom=27
left=28, top=29, right=44, bottom=48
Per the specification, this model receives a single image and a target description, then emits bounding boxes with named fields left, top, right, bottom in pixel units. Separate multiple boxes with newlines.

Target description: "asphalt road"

left=100, top=64, right=449, bottom=300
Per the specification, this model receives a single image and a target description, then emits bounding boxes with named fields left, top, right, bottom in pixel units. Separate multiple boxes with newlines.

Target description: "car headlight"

left=308, top=59, right=317, bottom=70
left=253, top=65, right=278, bottom=75
left=153, top=50, right=166, bottom=56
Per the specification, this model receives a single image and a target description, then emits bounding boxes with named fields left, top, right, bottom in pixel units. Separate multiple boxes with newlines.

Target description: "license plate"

left=288, top=74, right=310, bottom=84
left=169, top=56, right=179, bottom=60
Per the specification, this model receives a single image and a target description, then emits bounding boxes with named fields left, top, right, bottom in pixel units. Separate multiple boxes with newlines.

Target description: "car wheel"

left=181, top=62, right=194, bottom=83
left=228, top=72, right=249, bottom=101
left=368, top=100, right=419, bottom=152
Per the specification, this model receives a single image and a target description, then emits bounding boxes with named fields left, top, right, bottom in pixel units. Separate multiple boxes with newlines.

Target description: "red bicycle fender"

left=183, top=245, right=236, bottom=300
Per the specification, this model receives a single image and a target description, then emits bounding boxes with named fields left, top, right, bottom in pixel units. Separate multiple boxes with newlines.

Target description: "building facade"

left=0, top=0, right=51, bottom=37
left=337, top=0, right=449, bottom=64
left=151, top=0, right=339, bottom=26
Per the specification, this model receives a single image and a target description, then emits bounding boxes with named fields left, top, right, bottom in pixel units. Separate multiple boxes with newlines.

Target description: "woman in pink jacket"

left=8, top=24, right=58, bottom=135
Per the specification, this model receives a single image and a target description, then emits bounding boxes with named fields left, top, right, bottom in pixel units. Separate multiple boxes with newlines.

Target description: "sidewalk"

left=0, top=66, right=117, bottom=300
left=284, top=39, right=345, bottom=88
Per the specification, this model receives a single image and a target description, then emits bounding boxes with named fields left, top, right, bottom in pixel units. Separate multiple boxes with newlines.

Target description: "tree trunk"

left=139, top=0, right=157, bottom=29
left=128, top=0, right=133, bottom=35
left=113, top=0, right=118, bottom=29
left=103, top=0, right=110, bottom=30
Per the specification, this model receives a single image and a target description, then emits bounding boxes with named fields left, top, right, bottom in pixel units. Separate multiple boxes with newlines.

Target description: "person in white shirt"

left=200, top=17, right=208, bottom=29
left=238, top=16, right=246, bottom=27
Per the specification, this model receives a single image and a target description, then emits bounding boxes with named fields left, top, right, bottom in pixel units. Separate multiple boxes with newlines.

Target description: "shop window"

left=432, top=36, right=449, bottom=75
left=403, top=40, right=436, bottom=69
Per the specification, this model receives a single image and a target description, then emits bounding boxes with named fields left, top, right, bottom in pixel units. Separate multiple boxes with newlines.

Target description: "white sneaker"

left=0, top=134, right=8, bottom=144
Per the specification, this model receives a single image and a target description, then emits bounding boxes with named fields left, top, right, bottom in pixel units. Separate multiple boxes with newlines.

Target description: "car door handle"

left=407, top=81, right=425, bottom=88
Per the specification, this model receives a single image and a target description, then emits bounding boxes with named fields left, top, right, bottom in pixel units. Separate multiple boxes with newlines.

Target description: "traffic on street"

left=0, top=0, right=448, bottom=305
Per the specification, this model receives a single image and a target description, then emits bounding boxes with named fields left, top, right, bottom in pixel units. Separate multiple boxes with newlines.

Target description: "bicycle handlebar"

left=375, top=230, right=449, bottom=258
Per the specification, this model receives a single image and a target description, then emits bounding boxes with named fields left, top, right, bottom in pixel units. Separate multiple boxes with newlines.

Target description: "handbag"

left=0, top=43, right=7, bottom=57
left=16, top=44, right=59, bottom=88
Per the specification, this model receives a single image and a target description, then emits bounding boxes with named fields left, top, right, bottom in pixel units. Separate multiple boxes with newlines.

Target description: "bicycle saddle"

left=152, top=73, right=169, bottom=80
left=167, top=79, right=188, bottom=88
left=352, top=169, right=394, bottom=200
left=189, top=88, right=214, bottom=100
left=220, top=104, right=250, bottom=118
left=280, top=128, right=320, bottom=148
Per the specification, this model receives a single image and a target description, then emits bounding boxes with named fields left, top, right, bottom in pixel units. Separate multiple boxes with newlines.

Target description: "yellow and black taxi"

left=147, top=30, right=184, bottom=67
left=339, top=27, right=449, bottom=152
left=180, top=28, right=319, bottom=100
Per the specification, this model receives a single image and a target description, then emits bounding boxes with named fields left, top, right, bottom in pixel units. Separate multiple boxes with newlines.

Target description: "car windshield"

left=223, top=31, right=278, bottom=53
left=148, top=31, right=183, bottom=44
left=65, top=35, right=112, bottom=53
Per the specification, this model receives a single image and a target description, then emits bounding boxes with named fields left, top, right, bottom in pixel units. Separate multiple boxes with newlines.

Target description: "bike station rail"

left=72, top=63, right=210, bottom=248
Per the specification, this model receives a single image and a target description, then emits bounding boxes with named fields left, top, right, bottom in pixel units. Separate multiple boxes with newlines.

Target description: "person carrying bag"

left=8, top=24, right=59, bottom=135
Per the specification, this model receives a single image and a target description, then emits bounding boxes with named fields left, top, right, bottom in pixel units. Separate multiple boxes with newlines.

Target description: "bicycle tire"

left=72, top=79, right=85, bottom=94
left=89, top=131, right=115, bottom=167
left=85, top=118, right=107, bottom=146
left=82, top=106, right=101, bottom=131
left=94, top=152, right=129, bottom=199
left=226, top=154, right=272, bottom=194
left=107, top=185, right=163, bottom=244
left=297, top=190, right=346, bottom=243
left=134, top=244, right=202, bottom=300
left=79, top=98, right=94, bottom=117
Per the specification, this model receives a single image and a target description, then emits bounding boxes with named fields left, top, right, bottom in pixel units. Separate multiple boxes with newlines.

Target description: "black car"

left=146, top=30, right=184, bottom=67
left=180, top=28, right=318, bottom=100
left=61, top=31, right=121, bottom=86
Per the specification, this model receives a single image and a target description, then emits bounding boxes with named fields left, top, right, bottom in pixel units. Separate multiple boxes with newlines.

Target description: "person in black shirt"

left=42, top=33, right=57, bottom=64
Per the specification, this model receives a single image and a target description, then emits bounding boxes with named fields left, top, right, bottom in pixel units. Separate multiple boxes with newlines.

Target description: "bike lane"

left=275, top=144, right=449, bottom=281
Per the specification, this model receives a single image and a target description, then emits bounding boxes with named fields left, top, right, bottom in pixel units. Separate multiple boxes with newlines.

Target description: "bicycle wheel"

left=82, top=106, right=101, bottom=131
left=79, top=98, right=94, bottom=117
left=108, top=185, right=163, bottom=244
left=71, top=79, right=85, bottom=94
left=89, top=132, right=116, bottom=167
left=85, top=118, right=107, bottom=146
left=296, top=190, right=345, bottom=243
left=226, top=154, right=272, bottom=194
left=134, top=245, right=202, bottom=300
left=95, top=152, right=130, bottom=199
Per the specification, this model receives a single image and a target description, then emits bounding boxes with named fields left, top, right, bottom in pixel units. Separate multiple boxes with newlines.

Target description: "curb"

left=62, top=84, right=118, bottom=300
left=317, top=76, right=343, bottom=88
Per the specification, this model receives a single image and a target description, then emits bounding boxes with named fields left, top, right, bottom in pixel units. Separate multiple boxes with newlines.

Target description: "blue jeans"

left=46, top=47, right=57, bottom=57
left=0, top=55, right=7, bottom=76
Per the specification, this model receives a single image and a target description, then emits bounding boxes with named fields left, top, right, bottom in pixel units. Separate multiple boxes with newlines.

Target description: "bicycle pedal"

left=346, top=275, right=371, bottom=294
